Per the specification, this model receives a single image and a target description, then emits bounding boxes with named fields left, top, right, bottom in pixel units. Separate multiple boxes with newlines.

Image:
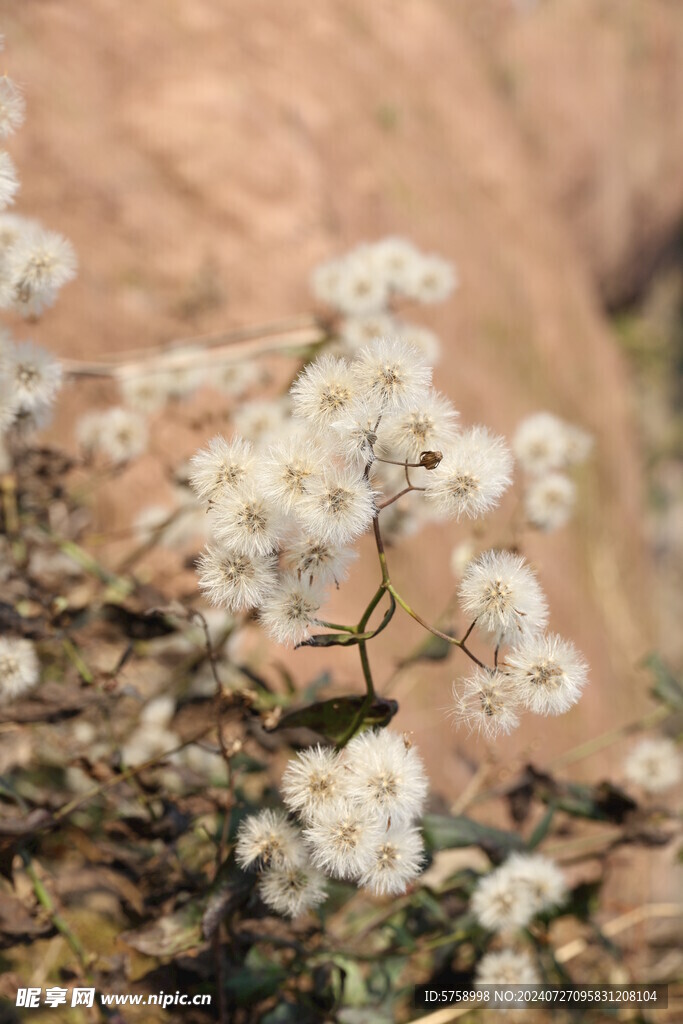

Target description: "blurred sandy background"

left=2, top=0, right=681, bottom=942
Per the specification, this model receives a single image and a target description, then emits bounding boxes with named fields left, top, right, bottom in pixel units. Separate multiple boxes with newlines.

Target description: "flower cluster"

left=513, top=412, right=592, bottom=532
left=470, top=852, right=567, bottom=934
left=452, top=551, right=588, bottom=737
left=0, top=52, right=76, bottom=441
left=235, top=730, right=428, bottom=917
left=193, top=336, right=518, bottom=644
left=623, top=736, right=681, bottom=795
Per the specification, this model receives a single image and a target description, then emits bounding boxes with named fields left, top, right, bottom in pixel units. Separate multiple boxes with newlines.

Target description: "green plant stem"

left=21, top=852, right=89, bottom=969
left=386, top=583, right=486, bottom=670
left=314, top=619, right=357, bottom=633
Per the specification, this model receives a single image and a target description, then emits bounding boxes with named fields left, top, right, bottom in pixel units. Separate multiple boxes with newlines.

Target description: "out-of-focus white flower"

left=351, top=338, right=432, bottom=412
left=259, top=572, right=324, bottom=647
left=0, top=76, right=25, bottom=138
left=190, top=436, right=255, bottom=506
left=505, top=633, right=588, bottom=715
left=475, top=949, right=539, bottom=986
left=235, top=809, right=304, bottom=872
left=359, top=823, right=425, bottom=896
left=395, top=321, right=442, bottom=364
left=624, top=737, right=681, bottom=794
left=380, top=390, right=458, bottom=462
left=450, top=540, right=476, bottom=580
left=197, top=545, right=278, bottom=612
left=283, top=534, right=357, bottom=587
left=334, top=246, right=390, bottom=315
left=423, top=427, right=512, bottom=521
left=281, top=746, right=348, bottom=823
left=0, top=151, right=19, bottom=209
left=296, top=466, right=375, bottom=546
left=503, top=853, right=567, bottom=914
left=451, top=669, right=520, bottom=738
left=0, top=637, right=40, bottom=703
left=290, top=354, right=358, bottom=428
left=343, top=729, right=428, bottom=825
left=369, top=236, right=421, bottom=292
left=259, top=862, right=328, bottom=918
left=525, top=472, right=576, bottom=532
left=0, top=226, right=77, bottom=316
left=513, top=413, right=569, bottom=477
left=213, top=358, right=262, bottom=398
left=232, top=397, right=291, bottom=446
left=310, top=258, right=345, bottom=308
left=458, top=550, right=548, bottom=644
left=211, top=486, right=284, bottom=558
left=303, top=799, right=383, bottom=880
left=564, top=424, right=593, bottom=466
left=340, top=312, right=398, bottom=352
left=471, top=864, right=536, bottom=933
left=3, top=340, right=62, bottom=417
left=91, top=407, right=148, bottom=465
left=161, top=349, right=205, bottom=401
left=403, top=253, right=457, bottom=304
left=119, top=371, right=169, bottom=414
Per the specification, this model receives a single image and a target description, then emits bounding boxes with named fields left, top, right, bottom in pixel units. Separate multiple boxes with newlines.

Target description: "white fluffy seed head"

left=1, top=226, right=77, bottom=316
left=213, top=359, right=262, bottom=398
left=513, top=413, right=571, bottom=477
left=369, top=236, right=421, bottom=292
left=0, top=637, right=40, bottom=703
left=525, top=471, right=576, bottom=532
left=505, top=633, right=588, bottom=716
left=3, top=340, right=63, bottom=417
left=403, top=253, right=457, bottom=304
left=211, top=485, right=283, bottom=557
left=395, top=321, right=442, bottom=365
left=296, top=466, right=375, bottom=546
left=261, top=436, right=326, bottom=514
left=119, top=371, right=169, bottom=414
left=503, top=853, right=567, bottom=914
left=290, top=355, right=358, bottom=428
left=475, top=949, right=540, bottom=986
left=258, top=863, right=328, bottom=918
left=624, top=737, right=681, bottom=794
left=334, top=246, right=390, bottom=315
left=343, top=729, right=429, bottom=825
left=197, top=545, right=277, bottom=612
left=351, top=338, right=432, bottom=412
left=451, top=669, right=521, bottom=739
left=310, top=258, right=345, bottom=308
left=302, top=798, right=383, bottom=880
left=470, top=866, right=536, bottom=933
left=358, top=823, right=425, bottom=896
left=259, top=572, right=324, bottom=647
left=93, top=407, right=148, bottom=465
left=232, top=397, right=291, bottom=447
left=330, top=400, right=382, bottom=466
left=424, top=427, right=513, bottom=521
left=281, top=746, right=348, bottom=822
left=0, top=77, right=25, bottom=138
left=458, top=550, right=548, bottom=644
left=190, top=436, right=255, bottom=505
left=283, top=534, right=357, bottom=587
left=235, top=809, right=304, bottom=872
left=380, top=390, right=459, bottom=462
left=340, top=312, right=398, bottom=353
left=0, top=151, right=19, bottom=210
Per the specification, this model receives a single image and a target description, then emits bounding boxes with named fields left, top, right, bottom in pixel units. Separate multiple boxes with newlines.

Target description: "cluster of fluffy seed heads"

left=235, top=730, right=428, bottom=917
left=77, top=406, right=148, bottom=465
left=470, top=853, right=567, bottom=934
left=0, top=53, right=76, bottom=445
left=474, top=949, right=540, bottom=987
left=451, top=550, right=588, bottom=737
left=513, top=412, right=592, bottom=533
left=311, top=238, right=457, bottom=319
left=0, top=636, right=40, bottom=704
left=192, top=336, right=516, bottom=646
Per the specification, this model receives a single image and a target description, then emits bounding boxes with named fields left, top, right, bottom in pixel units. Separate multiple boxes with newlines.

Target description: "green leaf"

left=271, top=696, right=398, bottom=742
left=422, top=814, right=524, bottom=858
left=644, top=653, right=683, bottom=709
left=299, top=596, right=396, bottom=649
left=526, top=804, right=556, bottom=849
